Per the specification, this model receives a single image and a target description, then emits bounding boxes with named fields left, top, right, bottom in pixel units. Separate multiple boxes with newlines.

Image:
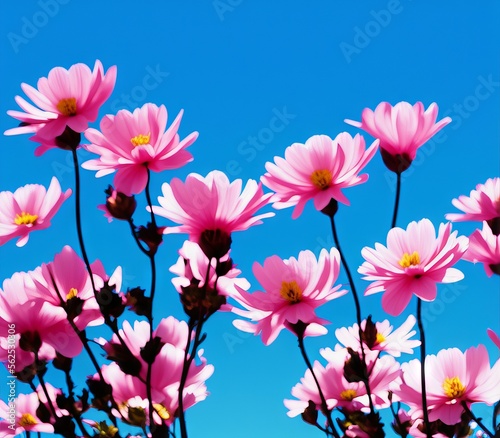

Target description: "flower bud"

left=104, top=185, right=137, bottom=221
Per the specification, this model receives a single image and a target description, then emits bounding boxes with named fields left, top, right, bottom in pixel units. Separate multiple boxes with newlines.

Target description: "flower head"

left=0, top=177, right=71, bottom=247
left=463, top=222, right=500, bottom=276
left=5, top=60, right=116, bottom=155
left=345, top=101, right=451, bottom=173
left=359, top=219, right=468, bottom=316
left=446, top=178, right=500, bottom=232
left=261, top=133, right=378, bottom=218
left=150, top=170, right=274, bottom=257
left=82, top=103, right=197, bottom=195
left=231, top=248, right=347, bottom=345
left=394, top=345, right=500, bottom=425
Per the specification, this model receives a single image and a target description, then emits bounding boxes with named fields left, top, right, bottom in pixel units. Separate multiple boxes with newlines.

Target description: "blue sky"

left=1, top=1, right=499, bottom=436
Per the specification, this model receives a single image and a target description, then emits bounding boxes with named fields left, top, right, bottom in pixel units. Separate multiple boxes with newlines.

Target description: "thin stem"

left=35, top=353, right=58, bottom=419
left=416, top=299, right=431, bottom=438
left=391, top=172, right=402, bottom=229
left=145, top=168, right=157, bottom=228
left=329, top=215, right=375, bottom=415
left=297, top=335, right=340, bottom=438
left=389, top=398, right=407, bottom=438
left=127, top=218, right=149, bottom=255
left=63, top=368, right=91, bottom=437
left=461, top=402, right=494, bottom=438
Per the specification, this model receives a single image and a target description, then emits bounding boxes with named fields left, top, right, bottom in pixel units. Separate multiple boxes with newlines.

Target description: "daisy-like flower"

left=345, top=101, right=451, bottom=173
left=82, top=103, right=197, bottom=195
left=335, top=314, right=421, bottom=357
left=284, top=347, right=400, bottom=417
left=358, top=218, right=468, bottom=316
left=261, top=133, right=378, bottom=218
left=463, top=222, right=500, bottom=276
left=231, top=248, right=347, bottom=345
left=0, top=177, right=71, bottom=247
left=0, top=390, right=55, bottom=436
left=5, top=60, right=116, bottom=155
left=150, top=170, right=274, bottom=258
left=446, top=178, right=500, bottom=233
left=394, top=345, right=500, bottom=425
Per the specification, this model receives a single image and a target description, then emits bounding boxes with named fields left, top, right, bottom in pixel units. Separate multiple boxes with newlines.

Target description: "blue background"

left=1, top=1, right=499, bottom=436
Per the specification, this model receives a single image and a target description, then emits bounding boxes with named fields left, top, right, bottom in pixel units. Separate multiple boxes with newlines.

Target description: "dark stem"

left=461, top=402, right=494, bottom=438
left=127, top=218, right=149, bottom=255
left=35, top=353, right=58, bottom=419
left=389, top=398, right=407, bottom=438
left=391, top=172, right=402, bottom=229
left=329, top=215, right=375, bottom=415
left=63, top=368, right=91, bottom=437
left=297, top=335, right=340, bottom=438
left=416, top=299, right=431, bottom=438
left=145, top=168, right=157, bottom=228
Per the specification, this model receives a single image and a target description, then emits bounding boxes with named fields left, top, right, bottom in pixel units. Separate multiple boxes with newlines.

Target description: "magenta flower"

left=335, top=315, right=421, bottom=357
left=487, top=328, right=500, bottom=350
left=0, top=177, right=71, bottom=247
left=284, top=348, right=400, bottom=417
left=5, top=60, right=116, bottom=155
left=151, top=170, right=274, bottom=257
left=359, top=219, right=468, bottom=316
left=82, top=103, right=197, bottom=195
left=0, top=390, right=55, bottom=436
left=462, top=222, right=500, bottom=276
left=261, top=133, right=378, bottom=218
left=446, top=178, right=500, bottom=232
left=345, top=101, right=451, bottom=173
left=231, top=248, right=347, bottom=345
left=394, top=345, right=500, bottom=425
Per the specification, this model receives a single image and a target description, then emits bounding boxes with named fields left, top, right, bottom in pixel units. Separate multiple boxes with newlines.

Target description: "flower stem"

left=416, top=299, right=431, bottom=438
left=461, top=402, right=494, bottom=438
left=329, top=215, right=375, bottom=415
left=391, top=172, right=402, bottom=229
left=297, top=335, right=340, bottom=438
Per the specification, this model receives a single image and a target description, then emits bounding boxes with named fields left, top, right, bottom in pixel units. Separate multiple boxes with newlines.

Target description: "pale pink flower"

left=335, top=315, right=421, bottom=357
left=446, top=178, right=500, bottom=225
left=359, top=219, right=468, bottom=316
left=394, top=345, right=500, bottom=425
left=0, top=390, right=54, bottom=436
left=284, top=347, right=400, bottom=417
left=345, top=101, right=451, bottom=173
left=463, top=222, right=500, bottom=276
left=5, top=60, right=116, bottom=155
left=0, top=177, right=71, bottom=247
left=261, top=133, right=378, bottom=218
left=170, top=240, right=250, bottom=300
left=82, top=103, right=197, bottom=195
left=0, top=270, right=82, bottom=366
left=150, top=170, right=274, bottom=250
left=31, top=246, right=105, bottom=330
left=231, top=248, right=347, bottom=345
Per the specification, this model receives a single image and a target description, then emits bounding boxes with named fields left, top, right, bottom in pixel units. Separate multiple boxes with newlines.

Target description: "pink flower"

left=231, top=248, right=347, bottom=345
left=394, top=345, right=500, bottom=425
left=82, top=103, right=197, bottom=195
left=446, top=178, right=500, bottom=232
left=345, top=101, right=451, bottom=173
left=30, top=246, right=105, bottom=330
left=335, top=315, right=421, bottom=357
left=0, top=177, right=71, bottom=247
left=0, top=390, right=55, bottom=436
left=487, top=328, right=500, bottom=349
left=5, top=60, right=116, bottom=155
left=284, top=348, right=400, bottom=417
left=151, top=170, right=274, bottom=257
left=0, top=270, right=82, bottom=366
left=359, top=219, right=468, bottom=316
left=463, top=222, right=500, bottom=276
left=261, top=133, right=378, bottom=218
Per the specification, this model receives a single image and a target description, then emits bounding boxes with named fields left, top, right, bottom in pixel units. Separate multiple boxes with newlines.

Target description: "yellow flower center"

left=279, top=280, right=302, bottom=304
left=153, top=403, right=171, bottom=421
left=14, top=212, right=38, bottom=226
left=66, top=288, right=78, bottom=300
left=340, top=389, right=357, bottom=401
left=19, top=413, right=37, bottom=427
left=443, top=376, right=466, bottom=400
left=399, top=251, right=420, bottom=268
left=375, top=333, right=386, bottom=344
left=56, top=98, right=77, bottom=116
left=130, top=133, right=151, bottom=147
left=310, top=169, right=333, bottom=190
